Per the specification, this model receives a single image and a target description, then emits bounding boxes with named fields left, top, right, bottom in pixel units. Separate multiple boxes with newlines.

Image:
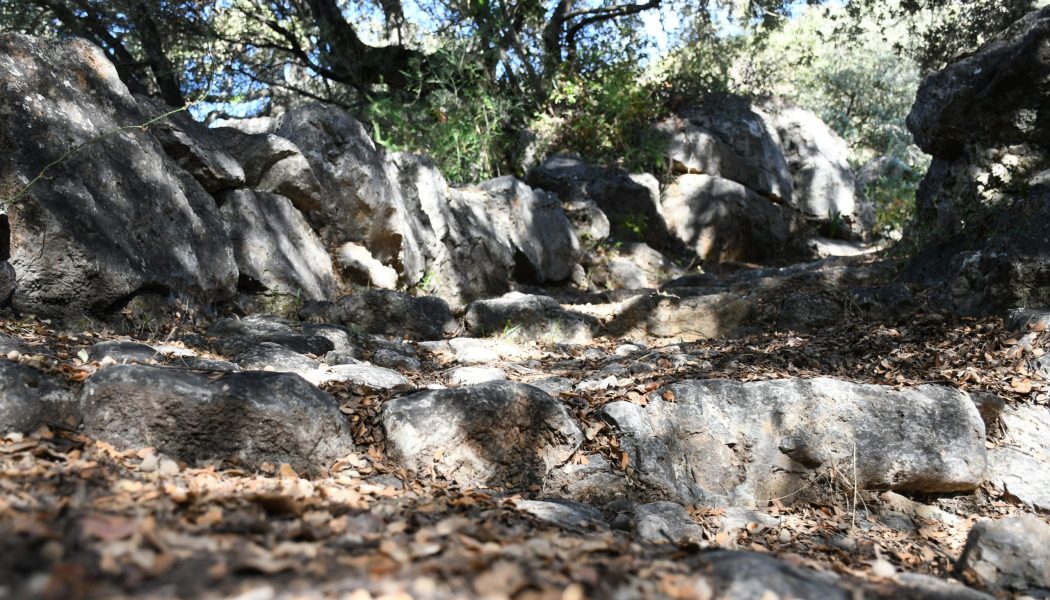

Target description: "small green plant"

left=497, top=320, right=523, bottom=341
left=623, top=212, right=649, bottom=238
left=415, top=269, right=439, bottom=293
left=818, top=209, right=849, bottom=240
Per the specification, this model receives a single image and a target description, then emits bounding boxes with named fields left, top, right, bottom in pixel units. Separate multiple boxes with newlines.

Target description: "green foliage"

left=532, top=62, right=668, bottom=172
left=864, top=173, right=922, bottom=236
left=362, top=46, right=518, bottom=185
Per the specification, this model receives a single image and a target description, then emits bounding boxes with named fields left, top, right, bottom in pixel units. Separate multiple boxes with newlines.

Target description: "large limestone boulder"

left=80, top=365, right=354, bottom=474
left=0, top=34, right=238, bottom=315
left=656, top=96, right=793, bottom=204
left=661, top=174, right=805, bottom=262
left=985, top=404, right=1050, bottom=510
left=904, top=7, right=1050, bottom=314
left=219, top=189, right=337, bottom=301
left=382, top=381, right=583, bottom=491
left=213, top=128, right=324, bottom=215
left=656, top=94, right=868, bottom=238
left=601, top=378, right=986, bottom=507
left=272, top=104, right=426, bottom=285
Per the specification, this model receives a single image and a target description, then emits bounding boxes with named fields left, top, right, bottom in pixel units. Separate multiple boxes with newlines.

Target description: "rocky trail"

left=2, top=254, right=1050, bottom=600
left=4, top=9, right=1050, bottom=599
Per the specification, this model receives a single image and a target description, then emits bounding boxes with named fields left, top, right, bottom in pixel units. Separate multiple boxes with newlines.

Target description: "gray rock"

left=985, top=404, right=1050, bottom=510
left=475, top=176, right=581, bottom=283
left=0, top=34, right=237, bottom=316
left=218, top=189, right=337, bottom=301
left=213, top=128, right=323, bottom=214
left=957, top=516, right=1050, bottom=594
left=135, top=95, right=245, bottom=193
left=696, top=551, right=851, bottom=599
left=318, top=363, right=410, bottom=390
left=661, top=174, right=804, bottom=263
left=515, top=499, right=608, bottom=532
left=526, top=155, right=676, bottom=250
left=848, top=284, right=915, bottom=321
left=527, top=377, right=575, bottom=396
left=309, top=291, right=456, bottom=341
left=370, top=348, right=421, bottom=372
left=0, top=361, right=78, bottom=433
left=79, top=365, right=353, bottom=473
left=765, top=102, right=857, bottom=220
left=210, top=333, right=334, bottom=358
left=448, top=338, right=501, bottom=364
left=660, top=96, right=794, bottom=203
left=273, top=104, right=425, bottom=284
left=323, top=350, right=362, bottom=366
left=301, top=323, right=358, bottom=355
left=464, top=292, right=597, bottom=344
left=166, top=356, right=241, bottom=373
left=562, top=198, right=611, bottom=244
left=447, top=366, right=506, bottom=386
left=986, top=448, right=1050, bottom=512
left=391, top=152, right=515, bottom=306
left=88, top=341, right=160, bottom=364
left=633, top=501, right=705, bottom=546
left=382, top=381, right=583, bottom=491
left=542, top=454, right=629, bottom=505
left=209, top=314, right=296, bottom=336
left=903, top=8, right=1050, bottom=314
left=601, top=378, right=986, bottom=507
left=589, top=258, right=648, bottom=290
left=335, top=242, right=399, bottom=289
left=233, top=343, right=320, bottom=373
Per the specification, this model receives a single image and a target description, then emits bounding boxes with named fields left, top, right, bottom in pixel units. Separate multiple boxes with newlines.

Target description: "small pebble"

left=158, top=458, right=180, bottom=476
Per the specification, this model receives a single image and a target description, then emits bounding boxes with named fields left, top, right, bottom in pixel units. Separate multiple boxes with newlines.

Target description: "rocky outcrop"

left=526, top=155, right=677, bottom=250
left=0, top=34, right=238, bottom=315
left=661, top=174, right=804, bottom=262
left=601, top=378, right=986, bottom=507
left=904, top=7, right=1050, bottom=314
left=655, top=94, right=866, bottom=238
left=219, top=189, right=337, bottom=301
left=0, top=361, right=78, bottom=434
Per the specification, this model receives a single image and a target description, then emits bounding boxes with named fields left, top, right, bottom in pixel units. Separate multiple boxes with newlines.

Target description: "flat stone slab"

left=602, top=378, right=986, bottom=507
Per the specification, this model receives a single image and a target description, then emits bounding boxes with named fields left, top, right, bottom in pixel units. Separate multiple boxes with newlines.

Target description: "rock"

left=515, top=499, right=608, bottom=532
left=88, top=341, right=160, bottom=365
left=79, top=365, right=353, bottom=473
left=0, top=34, right=237, bottom=315
left=765, top=102, right=856, bottom=220
left=135, top=95, right=245, bottom=193
left=219, top=189, right=337, bottom=301
left=686, top=551, right=851, bottom=599
left=464, top=293, right=597, bottom=344
left=447, top=338, right=501, bottom=364
left=848, top=284, right=915, bottom=321
left=212, top=128, right=323, bottom=214
left=336, top=242, right=399, bottom=289
left=310, top=291, right=456, bottom=341
left=957, top=515, right=1050, bottom=594
left=777, top=293, right=843, bottom=331
left=589, top=258, right=649, bottom=290
left=315, top=363, right=410, bottom=390
left=210, top=333, right=334, bottom=358
left=633, top=501, right=706, bottom=546
left=527, top=377, right=574, bottom=396
left=601, top=378, right=985, bottom=507
left=232, top=343, right=320, bottom=374
left=209, top=314, right=296, bottom=336
left=382, top=382, right=583, bottom=491
left=370, top=349, right=421, bottom=372
left=273, top=104, right=425, bottom=284
left=658, top=96, right=793, bottom=204
left=0, top=362, right=78, bottom=433
left=904, top=8, right=1050, bottom=314
left=985, top=404, right=1050, bottom=510
left=447, top=366, right=506, bottom=386
left=542, top=454, right=629, bottom=505
left=301, top=323, right=358, bottom=355
left=562, top=198, right=610, bottom=244
left=718, top=507, right=781, bottom=535
left=661, top=174, right=804, bottom=263
left=391, top=152, right=514, bottom=306
left=604, top=291, right=752, bottom=341
left=526, top=155, right=676, bottom=250
left=475, top=177, right=581, bottom=283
